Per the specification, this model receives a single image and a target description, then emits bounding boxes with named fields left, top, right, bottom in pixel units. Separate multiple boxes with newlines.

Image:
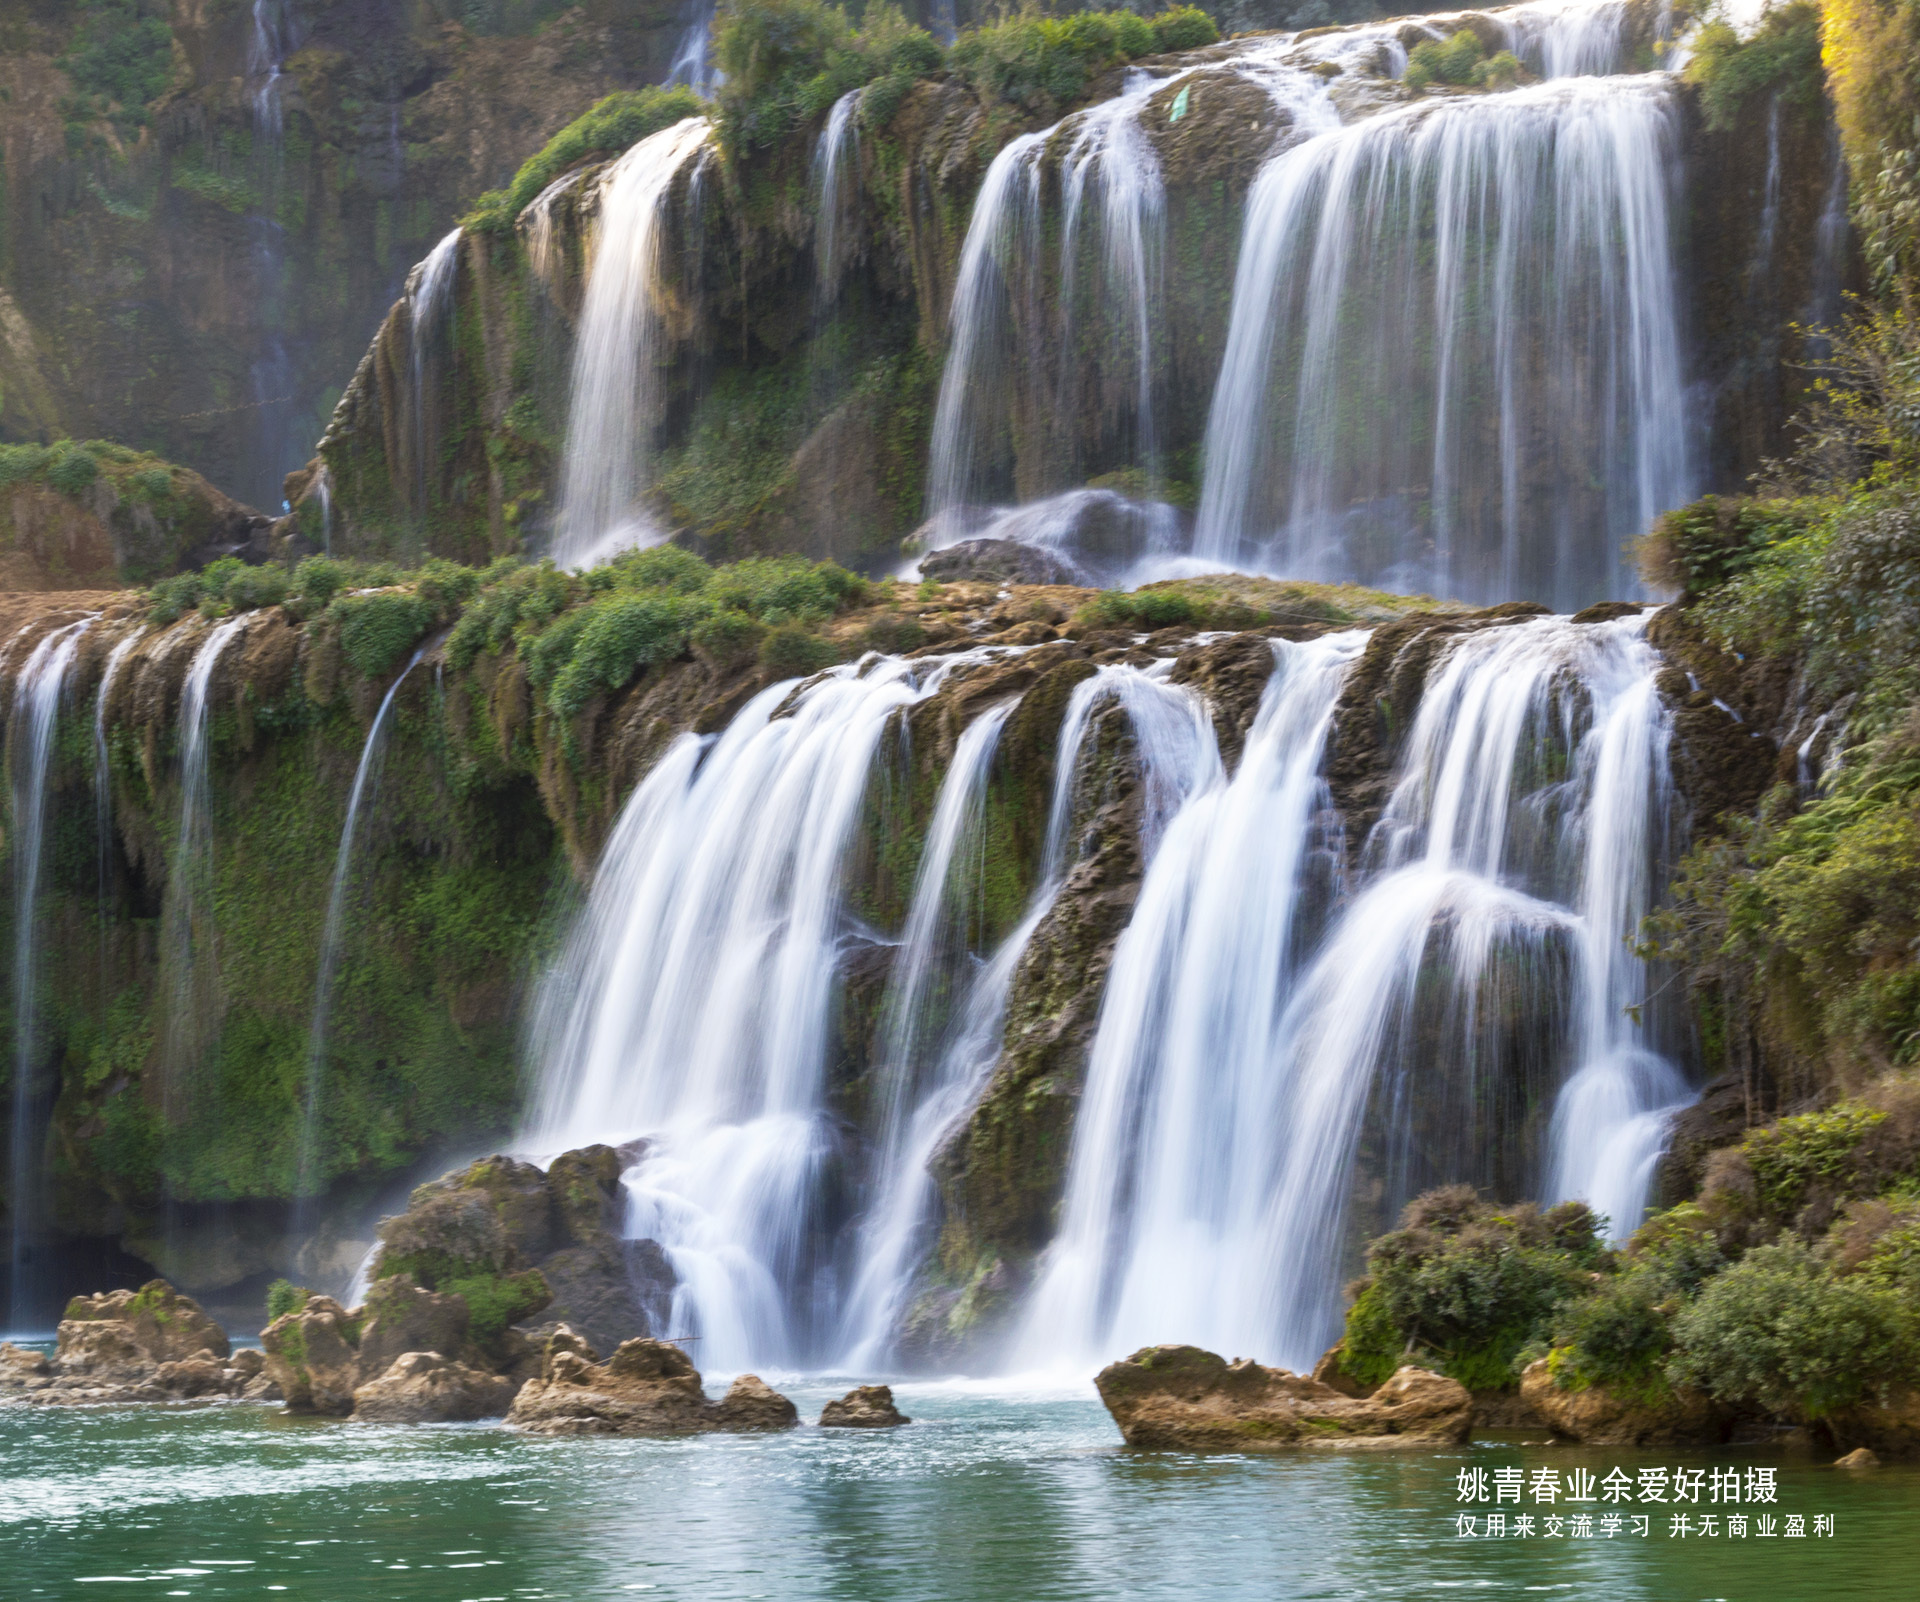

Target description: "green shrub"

left=1076, top=587, right=1201, bottom=630
left=691, top=610, right=769, bottom=671
left=1473, top=49, right=1523, bottom=88
left=951, top=9, right=1162, bottom=114
left=708, top=554, right=862, bottom=622
left=331, top=592, right=436, bottom=678
left=265, top=1278, right=307, bottom=1322
left=290, top=557, right=347, bottom=618
left=759, top=621, right=837, bottom=679
left=147, top=571, right=203, bottom=625
left=1404, top=30, right=1485, bottom=91
left=1341, top=1187, right=1606, bottom=1392
left=1744, top=1105, right=1890, bottom=1217
left=1150, top=6, right=1218, bottom=52
left=442, top=1269, right=552, bottom=1344
left=1685, top=1, right=1824, bottom=134
left=591, top=543, right=713, bottom=595
left=862, top=612, right=926, bottom=654
left=547, top=594, right=699, bottom=716
left=1667, top=1239, right=1919, bottom=1417
left=1546, top=1271, right=1674, bottom=1394
left=45, top=441, right=100, bottom=496
left=0, top=444, right=50, bottom=488
left=465, top=85, right=708, bottom=231
left=60, top=0, right=175, bottom=132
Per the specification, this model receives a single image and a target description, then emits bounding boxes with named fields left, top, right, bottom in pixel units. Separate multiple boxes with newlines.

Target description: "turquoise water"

left=4, top=1378, right=1917, bottom=1600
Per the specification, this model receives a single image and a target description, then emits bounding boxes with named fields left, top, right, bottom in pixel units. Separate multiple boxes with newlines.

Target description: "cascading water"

left=1192, top=46, right=1693, bottom=609
left=1024, top=611, right=1686, bottom=1372
left=525, top=650, right=1018, bottom=1367
left=812, top=90, right=862, bottom=309
left=160, top=616, right=252, bottom=1102
left=550, top=118, right=712, bottom=570
left=93, top=629, right=142, bottom=1011
left=669, top=1, right=718, bottom=94
left=925, top=66, right=1177, bottom=546
left=7, top=619, right=93, bottom=1325
left=295, top=648, right=426, bottom=1215
left=406, top=229, right=462, bottom=522
left=1018, top=632, right=1362, bottom=1365
left=245, top=0, right=297, bottom=509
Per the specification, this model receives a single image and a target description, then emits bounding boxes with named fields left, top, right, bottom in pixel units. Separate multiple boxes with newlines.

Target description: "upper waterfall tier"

left=312, top=0, right=1845, bottom=602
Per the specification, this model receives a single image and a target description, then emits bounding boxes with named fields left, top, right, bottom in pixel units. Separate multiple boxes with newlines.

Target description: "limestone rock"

left=60, top=1281, right=230, bottom=1367
left=155, top=1351, right=232, bottom=1398
left=1824, top=1388, right=1920, bottom=1460
left=1835, top=1446, right=1881, bottom=1468
left=351, top=1352, right=520, bottom=1423
left=261, top=1295, right=365, bottom=1417
left=921, top=538, right=1081, bottom=588
left=507, top=1337, right=797, bottom=1437
left=0, top=1341, right=52, bottom=1392
left=819, top=1385, right=910, bottom=1428
left=1094, top=1345, right=1473, bottom=1451
left=1309, top=1342, right=1371, bottom=1399
left=354, top=1276, right=472, bottom=1381
left=1519, top=1359, right=1728, bottom=1447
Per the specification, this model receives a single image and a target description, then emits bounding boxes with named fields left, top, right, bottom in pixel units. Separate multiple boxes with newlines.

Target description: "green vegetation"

left=265, top=1279, right=307, bottom=1322
left=60, top=0, right=176, bottom=137
left=1401, top=30, right=1522, bottom=93
left=464, top=85, right=709, bottom=231
left=1338, top=1188, right=1607, bottom=1391
left=950, top=7, right=1216, bottom=115
left=1684, top=1, right=1824, bottom=135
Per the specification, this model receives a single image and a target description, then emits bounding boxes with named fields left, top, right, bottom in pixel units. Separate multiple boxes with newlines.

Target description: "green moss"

left=60, top=0, right=175, bottom=133
left=465, top=86, right=709, bottom=231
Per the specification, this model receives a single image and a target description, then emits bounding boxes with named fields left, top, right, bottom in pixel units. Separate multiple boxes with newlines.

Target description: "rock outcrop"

left=1518, top=1359, right=1729, bottom=1447
left=0, top=1281, right=276, bottom=1405
left=819, top=1385, right=911, bottom=1428
left=1095, top=1345, right=1473, bottom=1451
left=351, top=1352, right=521, bottom=1424
left=507, top=1334, right=798, bottom=1437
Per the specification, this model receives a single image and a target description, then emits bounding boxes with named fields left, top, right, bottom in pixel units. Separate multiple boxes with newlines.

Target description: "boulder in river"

left=0, top=1280, right=273, bottom=1405
left=507, top=1333, right=798, bottom=1436
left=1095, top=1345, right=1473, bottom=1450
left=1518, top=1359, right=1729, bottom=1447
left=819, top=1385, right=910, bottom=1428
left=352, top=1352, right=520, bottom=1423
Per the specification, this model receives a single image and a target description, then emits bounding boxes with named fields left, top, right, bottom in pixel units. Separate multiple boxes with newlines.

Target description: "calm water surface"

left=3, top=1376, right=1916, bottom=1600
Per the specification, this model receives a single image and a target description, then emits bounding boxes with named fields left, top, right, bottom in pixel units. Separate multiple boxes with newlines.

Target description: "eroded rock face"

left=0, top=1281, right=272, bottom=1406
left=920, top=538, right=1082, bottom=588
left=1518, top=1359, right=1729, bottom=1447
left=819, top=1385, right=911, bottom=1428
left=1095, top=1345, right=1473, bottom=1451
left=507, top=1336, right=797, bottom=1437
left=351, top=1352, right=520, bottom=1424
left=261, top=1295, right=368, bottom=1417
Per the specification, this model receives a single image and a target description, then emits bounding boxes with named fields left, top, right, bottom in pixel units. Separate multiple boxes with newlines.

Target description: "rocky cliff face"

left=0, top=0, right=684, bottom=509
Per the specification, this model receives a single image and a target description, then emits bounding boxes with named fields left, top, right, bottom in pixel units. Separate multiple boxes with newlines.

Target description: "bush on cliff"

left=1685, top=1, right=1824, bottom=135
left=465, top=85, right=709, bottom=231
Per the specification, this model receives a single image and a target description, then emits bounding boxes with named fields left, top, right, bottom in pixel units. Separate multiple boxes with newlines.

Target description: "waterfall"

left=1192, top=62, right=1693, bottom=610
left=6, top=620, right=92, bottom=1325
left=406, top=229, right=462, bottom=522
left=550, top=118, right=712, bottom=571
left=1018, top=632, right=1362, bottom=1366
left=1803, top=123, right=1850, bottom=333
left=159, top=615, right=252, bottom=1101
left=312, top=463, right=334, bottom=557
left=1750, top=96, right=1783, bottom=292
left=524, top=650, right=1017, bottom=1367
left=925, top=67, right=1175, bottom=540
left=245, top=0, right=297, bottom=508
left=93, top=629, right=142, bottom=1005
left=669, top=1, right=718, bottom=94
left=1021, top=612, right=1683, bottom=1371
left=295, top=648, right=426, bottom=1213
left=812, top=90, right=862, bottom=306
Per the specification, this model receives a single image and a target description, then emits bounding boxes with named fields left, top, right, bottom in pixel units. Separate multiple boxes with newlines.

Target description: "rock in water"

left=1094, top=1345, right=1472, bottom=1451
left=1835, top=1447, right=1881, bottom=1468
left=919, top=538, right=1081, bottom=587
left=352, top=1352, right=520, bottom=1423
left=819, top=1385, right=910, bottom=1428
left=0, top=1280, right=267, bottom=1405
left=261, top=1295, right=369, bottom=1416
left=1518, top=1359, right=1727, bottom=1447
left=507, top=1336, right=798, bottom=1436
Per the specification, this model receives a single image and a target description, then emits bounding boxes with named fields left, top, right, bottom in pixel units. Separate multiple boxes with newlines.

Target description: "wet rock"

left=920, top=538, right=1081, bottom=587
left=819, top=1385, right=910, bottom=1428
left=1095, top=1346, right=1473, bottom=1450
left=507, top=1337, right=797, bottom=1437
left=0, top=1341, right=52, bottom=1392
left=351, top=1352, right=520, bottom=1423
left=1835, top=1446, right=1881, bottom=1468
left=261, top=1295, right=366, bottom=1417
left=354, top=1275, right=472, bottom=1380
left=0, top=1282, right=272, bottom=1406
left=155, top=1351, right=232, bottom=1399
left=1519, top=1359, right=1728, bottom=1446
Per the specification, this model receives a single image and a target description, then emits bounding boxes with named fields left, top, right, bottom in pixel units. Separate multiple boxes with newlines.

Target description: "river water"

left=4, top=1379, right=1916, bottom=1600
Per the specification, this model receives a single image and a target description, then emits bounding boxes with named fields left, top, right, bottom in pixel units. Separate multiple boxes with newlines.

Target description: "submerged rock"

left=0, top=1281, right=269, bottom=1406
left=1518, top=1359, right=1728, bottom=1447
left=819, top=1385, right=910, bottom=1428
left=352, top=1352, right=520, bottom=1424
left=1095, top=1345, right=1472, bottom=1451
left=507, top=1336, right=798, bottom=1437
